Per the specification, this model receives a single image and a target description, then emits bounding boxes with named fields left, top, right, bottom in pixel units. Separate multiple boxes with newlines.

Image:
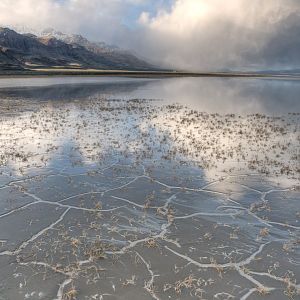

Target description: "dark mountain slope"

left=0, top=27, right=153, bottom=70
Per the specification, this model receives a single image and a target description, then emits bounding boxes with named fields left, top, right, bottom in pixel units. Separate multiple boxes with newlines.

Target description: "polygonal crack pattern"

left=0, top=98, right=299, bottom=300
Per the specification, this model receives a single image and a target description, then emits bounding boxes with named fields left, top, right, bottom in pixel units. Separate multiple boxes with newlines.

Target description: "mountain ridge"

left=40, top=28, right=119, bottom=53
left=0, top=27, right=154, bottom=71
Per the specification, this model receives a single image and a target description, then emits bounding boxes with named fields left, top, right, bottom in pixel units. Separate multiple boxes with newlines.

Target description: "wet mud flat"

left=0, top=92, right=299, bottom=300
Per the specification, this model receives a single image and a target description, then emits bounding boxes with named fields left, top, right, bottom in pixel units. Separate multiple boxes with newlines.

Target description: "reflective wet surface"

left=0, top=77, right=299, bottom=300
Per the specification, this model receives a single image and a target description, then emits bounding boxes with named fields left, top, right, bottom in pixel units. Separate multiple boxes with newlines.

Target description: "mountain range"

left=0, top=27, right=154, bottom=71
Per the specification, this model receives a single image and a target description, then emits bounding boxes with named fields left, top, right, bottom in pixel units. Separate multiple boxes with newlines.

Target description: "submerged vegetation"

left=0, top=98, right=299, bottom=179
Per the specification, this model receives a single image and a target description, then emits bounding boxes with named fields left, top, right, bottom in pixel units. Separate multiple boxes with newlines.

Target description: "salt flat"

left=0, top=77, right=299, bottom=300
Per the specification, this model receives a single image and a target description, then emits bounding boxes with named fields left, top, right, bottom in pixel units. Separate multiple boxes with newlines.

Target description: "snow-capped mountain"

left=41, top=28, right=119, bottom=53
left=0, top=27, right=154, bottom=71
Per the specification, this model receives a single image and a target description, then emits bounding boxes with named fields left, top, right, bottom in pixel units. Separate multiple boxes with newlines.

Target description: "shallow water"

left=0, top=77, right=299, bottom=300
left=1, top=76, right=300, bottom=114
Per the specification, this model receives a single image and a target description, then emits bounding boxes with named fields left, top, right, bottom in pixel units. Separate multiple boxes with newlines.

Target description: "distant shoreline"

left=0, top=69, right=300, bottom=79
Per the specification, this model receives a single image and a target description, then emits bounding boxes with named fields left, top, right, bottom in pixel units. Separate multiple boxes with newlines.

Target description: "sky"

left=0, top=0, right=300, bottom=71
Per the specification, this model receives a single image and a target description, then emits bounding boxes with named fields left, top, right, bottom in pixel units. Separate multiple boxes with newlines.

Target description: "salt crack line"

left=136, top=251, right=160, bottom=300
left=111, top=196, right=145, bottom=209
left=165, top=242, right=271, bottom=288
left=55, top=278, right=73, bottom=300
left=23, top=191, right=125, bottom=213
left=0, top=208, right=70, bottom=257
left=101, top=175, right=146, bottom=195
left=142, top=175, right=227, bottom=196
left=0, top=201, right=38, bottom=219
left=249, top=271, right=300, bottom=289
left=174, top=211, right=238, bottom=220
left=20, top=261, right=69, bottom=276
left=240, top=288, right=258, bottom=300
left=111, top=193, right=177, bottom=210
left=110, top=221, right=173, bottom=255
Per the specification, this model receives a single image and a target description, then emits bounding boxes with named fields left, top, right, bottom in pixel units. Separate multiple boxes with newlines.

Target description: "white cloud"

left=0, top=0, right=144, bottom=42
left=132, top=0, right=300, bottom=70
left=0, top=0, right=300, bottom=70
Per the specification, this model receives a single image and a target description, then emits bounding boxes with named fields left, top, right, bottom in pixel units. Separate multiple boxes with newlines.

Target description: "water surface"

left=0, top=76, right=299, bottom=300
left=1, top=76, right=300, bottom=114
